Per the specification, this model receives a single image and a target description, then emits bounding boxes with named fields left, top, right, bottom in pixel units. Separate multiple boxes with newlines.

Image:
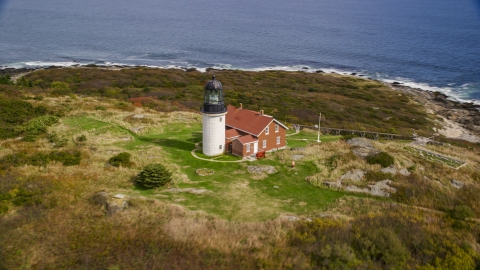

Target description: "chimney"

left=239, top=103, right=243, bottom=109
left=260, top=110, right=264, bottom=115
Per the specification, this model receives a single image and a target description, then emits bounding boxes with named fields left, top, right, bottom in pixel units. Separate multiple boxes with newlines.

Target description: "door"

left=253, top=141, right=258, bottom=154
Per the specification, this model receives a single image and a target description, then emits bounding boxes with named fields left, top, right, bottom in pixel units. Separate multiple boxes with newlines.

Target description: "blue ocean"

left=0, top=0, right=479, bottom=103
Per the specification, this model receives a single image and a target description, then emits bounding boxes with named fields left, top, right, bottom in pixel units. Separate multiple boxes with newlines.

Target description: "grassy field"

left=109, top=121, right=349, bottom=221
left=29, top=109, right=353, bottom=222
left=23, top=67, right=438, bottom=135
left=1, top=71, right=480, bottom=269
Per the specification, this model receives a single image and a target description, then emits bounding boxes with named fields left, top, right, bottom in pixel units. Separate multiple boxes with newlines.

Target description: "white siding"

left=202, top=112, right=227, bottom=156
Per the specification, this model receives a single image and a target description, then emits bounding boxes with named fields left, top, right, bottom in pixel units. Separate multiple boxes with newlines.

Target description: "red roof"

left=226, top=105, right=274, bottom=136
left=225, top=129, right=241, bottom=139
left=236, top=135, right=257, bottom=145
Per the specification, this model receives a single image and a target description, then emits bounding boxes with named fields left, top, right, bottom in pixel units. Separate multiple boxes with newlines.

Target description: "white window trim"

left=263, top=140, right=267, bottom=148
left=276, top=136, right=280, bottom=145
left=265, top=126, right=269, bottom=135
left=275, top=124, right=279, bottom=133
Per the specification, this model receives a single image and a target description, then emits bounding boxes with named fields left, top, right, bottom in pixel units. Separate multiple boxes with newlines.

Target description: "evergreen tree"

left=136, top=163, right=172, bottom=188
left=0, top=74, right=13, bottom=85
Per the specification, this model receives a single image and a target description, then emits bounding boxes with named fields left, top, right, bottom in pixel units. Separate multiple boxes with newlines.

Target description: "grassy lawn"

left=60, top=116, right=356, bottom=221
left=287, top=130, right=341, bottom=148
left=113, top=122, right=349, bottom=221
left=62, top=116, right=129, bottom=137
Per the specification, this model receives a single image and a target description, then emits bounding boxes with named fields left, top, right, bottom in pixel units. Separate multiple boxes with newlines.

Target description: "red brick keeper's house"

left=225, top=104, right=288, bottom=157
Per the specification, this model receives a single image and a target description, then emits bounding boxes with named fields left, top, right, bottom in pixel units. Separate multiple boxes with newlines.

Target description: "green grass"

left=248, top=158, right=345, bottom=215
left=56, top=115, right=365, bottom=221
left=194, top=151, right=243, bottom=161
left=287, top=130, right=341, bottom=148
left=111, top=122, right=351, bottom=221
left=61, top=116, right=131, bottom=138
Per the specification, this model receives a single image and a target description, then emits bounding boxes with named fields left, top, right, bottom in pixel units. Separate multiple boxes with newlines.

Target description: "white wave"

left=24, top=61, right=83, bottom=67
left=383, top=77, right=480, bottom=105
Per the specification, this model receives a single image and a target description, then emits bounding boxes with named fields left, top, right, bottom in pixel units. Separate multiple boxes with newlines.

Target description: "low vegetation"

left=366, top=151, right=395, bottom=167
left=108, top=152, right=133, bottom=167
left=0, top=150, right=82, bottom=169
left=22, top=67, right=436, bottom=135
left=289, top=210, right=478, bottom=269
left=0, top=96, right=54, bottom=140
left=0, top=68, right=479, bottom=269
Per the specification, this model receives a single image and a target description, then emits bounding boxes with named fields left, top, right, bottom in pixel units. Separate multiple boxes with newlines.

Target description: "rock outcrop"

left=345, top=180, right=396, bottom=197
left=389, top=83, right=480, bottom=142
left=451, top=179, right=465, bottom=189
left=339, top=169, right=365, bottom=182
left=92, top=192, right=129, bottom=216
left=106, top=194, right=129, bottom=215
left=347, top=138, right=380, bottom=158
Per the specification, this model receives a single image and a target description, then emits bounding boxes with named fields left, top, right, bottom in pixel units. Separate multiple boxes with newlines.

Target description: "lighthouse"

left=201, top=76, right=227, bottom=156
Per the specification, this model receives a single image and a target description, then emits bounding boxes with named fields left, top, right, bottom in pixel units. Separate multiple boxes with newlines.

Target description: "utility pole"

left=317, top=112, right=321, bottom=143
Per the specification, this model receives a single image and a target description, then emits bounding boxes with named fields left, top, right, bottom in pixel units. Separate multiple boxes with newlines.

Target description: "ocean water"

left=0, top=0, right=479, bottom=103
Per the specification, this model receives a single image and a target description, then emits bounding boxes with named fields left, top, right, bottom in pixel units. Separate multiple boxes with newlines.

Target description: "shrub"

left=136, top=163, right=172, bottom=188
left=354, top=227, right=410, bottom=267
left=366, top=152, right=394, bottom=168
left=49, top=150, right=82, bottom=166
left=0, top=152, right=47, bottom=169
left=450, top=205, right=475, bottom=220
left=0, top=75, right=13, bottom=85
left=76, top=134, right=87, bottom=142
left=0, top=150, right=81, bottom=168
left=365, top=171, right=394, bottom=182
left=341, top=134, right=358, bottom=141
left=24, top=115, right=59, bottom=136
left=22, top=115, right=59, bottom=141
left=0, top=99, right=36, bottom=125
left=16, top=77, right=32, bottom=87
left=108, top=152, right=133, bottom=167
left=48, top=133, right=68, bottom=148
left=50, top=81, right=72, bottom=96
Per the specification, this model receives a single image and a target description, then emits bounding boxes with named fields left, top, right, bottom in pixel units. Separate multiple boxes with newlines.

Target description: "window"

left=263, top=140, right=267, bottom=148
left=275, top=124, right=279, bottom=132
left=276, top=136, right=280, bottom=145
left=219, top=145, right=222, bottom=150
left=265, top=126, right=269, bottom=135
left=246, top=143, right=250, bottom=153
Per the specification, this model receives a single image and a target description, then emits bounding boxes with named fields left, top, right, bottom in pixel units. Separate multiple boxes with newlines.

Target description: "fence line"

left=297, top=125, right=414, bottom=141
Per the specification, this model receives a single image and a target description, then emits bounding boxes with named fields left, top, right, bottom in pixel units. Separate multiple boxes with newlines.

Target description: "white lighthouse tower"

left=201, top=76, right=227, bottom=156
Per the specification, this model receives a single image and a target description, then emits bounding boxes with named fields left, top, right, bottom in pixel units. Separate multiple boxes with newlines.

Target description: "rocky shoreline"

left=385, top=82, right=480, bottom=142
